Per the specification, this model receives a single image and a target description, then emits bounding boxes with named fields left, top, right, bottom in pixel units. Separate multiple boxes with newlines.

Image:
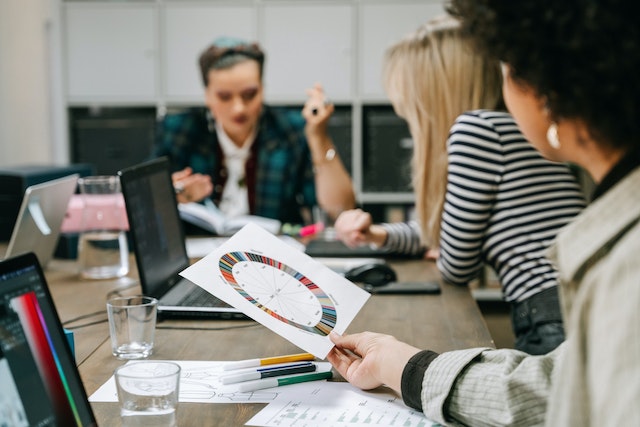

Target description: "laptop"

left=5, top=174, right=79, bottom=267
left=0, top=252, right=97, bottom=426
left=117, top=157, right=244, bottom=319
left=305, top=238, right=425, bottom=259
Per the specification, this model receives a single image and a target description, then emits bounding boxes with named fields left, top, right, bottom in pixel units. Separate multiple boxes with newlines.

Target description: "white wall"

left=0, top=0, right=442, bottom=171
left=0, top=0, right=65, bottom=168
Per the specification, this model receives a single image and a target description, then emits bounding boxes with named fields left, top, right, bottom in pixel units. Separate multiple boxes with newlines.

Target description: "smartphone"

left=364, top=281, right=441, bottom=294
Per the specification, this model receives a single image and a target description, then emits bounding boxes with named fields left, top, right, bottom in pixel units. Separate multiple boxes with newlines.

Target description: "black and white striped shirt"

left=383, top=110, right=586, bottom=303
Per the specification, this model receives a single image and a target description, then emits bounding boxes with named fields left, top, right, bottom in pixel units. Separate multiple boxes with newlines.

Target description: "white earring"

left=547, top=123, right=561, bottom=149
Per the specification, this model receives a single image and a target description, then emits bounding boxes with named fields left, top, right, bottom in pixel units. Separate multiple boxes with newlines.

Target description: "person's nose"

left=231, top=96, right=246, bottom=114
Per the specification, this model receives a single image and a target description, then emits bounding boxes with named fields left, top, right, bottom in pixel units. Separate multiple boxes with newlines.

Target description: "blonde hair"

left=382, top=15, right=503, bottom=247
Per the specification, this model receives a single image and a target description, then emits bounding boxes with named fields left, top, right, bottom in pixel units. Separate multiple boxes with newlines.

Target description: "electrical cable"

left=63, top=281, right=259, bottom=331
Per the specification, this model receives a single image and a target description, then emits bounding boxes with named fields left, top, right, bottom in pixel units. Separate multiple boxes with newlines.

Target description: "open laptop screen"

left=0, top=252, right=96, bottom=426
left=118, top=157, right=189, bottom=297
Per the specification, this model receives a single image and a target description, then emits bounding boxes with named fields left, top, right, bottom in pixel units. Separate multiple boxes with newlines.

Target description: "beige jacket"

left=421, top=166, right=640, bottom=426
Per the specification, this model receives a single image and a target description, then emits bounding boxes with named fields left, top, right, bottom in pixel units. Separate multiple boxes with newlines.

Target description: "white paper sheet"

left=180, top=223, right=371, bottom=358
left=89, top=360, right=333, bottom=404
left=186, top=235, right=305, bottom=259
left=185, top=237, right=229, bottom=258
left=246, top=381, right=440, bottom=427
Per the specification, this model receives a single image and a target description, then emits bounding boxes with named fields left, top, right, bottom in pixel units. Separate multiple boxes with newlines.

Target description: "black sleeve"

left=401, top=350, right=440, bottom=411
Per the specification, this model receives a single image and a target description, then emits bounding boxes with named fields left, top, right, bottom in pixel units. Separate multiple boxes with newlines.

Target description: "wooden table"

left=43, top=256, right=494, bottom=426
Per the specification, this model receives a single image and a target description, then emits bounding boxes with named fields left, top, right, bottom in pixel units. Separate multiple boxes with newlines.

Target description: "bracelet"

left=312, top=147, right=337, bottom=173
left=324, top=147, right=336, bottom=161
left=314, top=147, right=336, bottom=165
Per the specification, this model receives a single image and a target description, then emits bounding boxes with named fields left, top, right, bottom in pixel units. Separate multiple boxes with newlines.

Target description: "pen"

left=221, top=362, right=316, bottom=385
left=237, top=370, right=332, bottom=392
left=223, top=352, right=315, bottom=371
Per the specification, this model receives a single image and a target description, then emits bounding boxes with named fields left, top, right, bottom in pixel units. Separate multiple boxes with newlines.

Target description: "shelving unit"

left=61, top=0, right=446, bottom=222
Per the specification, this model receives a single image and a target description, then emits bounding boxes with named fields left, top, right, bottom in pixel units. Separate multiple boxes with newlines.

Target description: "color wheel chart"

left=219, top=251, right=337, bottom=335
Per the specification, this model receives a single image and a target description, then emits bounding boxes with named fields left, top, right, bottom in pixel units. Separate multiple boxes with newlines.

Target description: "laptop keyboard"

left=179, top=286, right=232, bottom=308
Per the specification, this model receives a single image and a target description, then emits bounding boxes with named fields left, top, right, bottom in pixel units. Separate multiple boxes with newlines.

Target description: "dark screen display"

left=120, top=166, right=188, bottom=294
left=0, top=255, right=96, bottom=426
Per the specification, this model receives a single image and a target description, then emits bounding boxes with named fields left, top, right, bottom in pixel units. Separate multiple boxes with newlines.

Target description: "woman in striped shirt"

left=334, top=16, right=586, bottom=355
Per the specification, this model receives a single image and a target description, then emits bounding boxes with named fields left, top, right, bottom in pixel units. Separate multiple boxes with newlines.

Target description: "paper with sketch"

left=180, top=223, right=371, bottom=358
left=246, top=380, right=440, bottom=427
left=89, top=360, right=333, bottom=404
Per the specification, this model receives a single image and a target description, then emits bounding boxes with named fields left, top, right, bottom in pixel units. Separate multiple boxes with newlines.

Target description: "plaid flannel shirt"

left=154, top=105, right=316, bottom=224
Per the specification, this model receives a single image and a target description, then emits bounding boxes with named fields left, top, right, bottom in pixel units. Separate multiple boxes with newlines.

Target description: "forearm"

left=309, top=135, right=355, bottom=219
left=421, top=346, right=557, bottom=426
left=380, top=221, right=426, bottom=256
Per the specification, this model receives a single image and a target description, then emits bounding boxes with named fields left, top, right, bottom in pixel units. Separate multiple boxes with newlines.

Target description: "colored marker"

left=221, top=362, right=316, bottom=385
left=223, top=353, right=315, bottom=371
left=237, top=370, right=333, bottom=392
left=299, top=222, right=325, bottom=237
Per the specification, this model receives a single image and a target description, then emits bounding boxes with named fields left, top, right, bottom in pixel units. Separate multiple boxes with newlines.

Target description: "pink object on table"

left=299, top=222, right=325, bottom=237
left=60, top=194, right=129, bottom=232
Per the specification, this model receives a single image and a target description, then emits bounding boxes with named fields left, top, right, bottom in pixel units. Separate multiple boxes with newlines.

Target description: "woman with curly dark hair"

left=326, top=1, right=640, bottom=425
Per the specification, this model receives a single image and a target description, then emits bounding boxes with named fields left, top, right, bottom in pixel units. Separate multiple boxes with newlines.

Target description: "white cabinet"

left=261, top=2, right=353, bottom=103
left=63, top=3, right=157, bottom=103
left=360, top=1, right=445, bottom=100
left=162, top=3, right=256, bottom=103
left=63, top=1, right=444, bottom=103
left=62, top=0, right=446, bottom=211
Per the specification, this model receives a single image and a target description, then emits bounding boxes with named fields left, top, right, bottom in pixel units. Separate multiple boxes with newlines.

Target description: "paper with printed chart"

left=180, top=223, right=371, bottom=358
left=246, top=380, right=441, bottom=427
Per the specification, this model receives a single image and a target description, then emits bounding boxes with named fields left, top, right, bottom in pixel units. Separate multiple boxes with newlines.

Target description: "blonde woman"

left=334, top=16, right=586, bottom=355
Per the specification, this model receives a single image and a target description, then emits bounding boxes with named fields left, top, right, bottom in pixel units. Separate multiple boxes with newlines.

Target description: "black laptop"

left=305, top=238, right=425, bottom=259
left=0, top=252, right=97, bottom=426
left=117, top=157, right=245, bottom=319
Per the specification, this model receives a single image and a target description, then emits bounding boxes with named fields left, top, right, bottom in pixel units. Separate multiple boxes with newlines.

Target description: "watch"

left=324, top=147, right=336, bottom=161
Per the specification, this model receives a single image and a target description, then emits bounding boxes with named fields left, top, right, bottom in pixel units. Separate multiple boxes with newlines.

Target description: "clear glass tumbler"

left=77, top=175, right=129, bottom=279
left=107, top=296, right=157, bottom=360
left=115, top=361, right=180, bottom=427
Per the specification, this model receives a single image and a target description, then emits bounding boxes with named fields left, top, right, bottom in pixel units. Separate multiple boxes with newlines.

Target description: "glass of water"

left=107, top=296, right=157, bottom=360
left=77, top=175, right=129, bottom=279
left=115, top=361, right=181, bottom=427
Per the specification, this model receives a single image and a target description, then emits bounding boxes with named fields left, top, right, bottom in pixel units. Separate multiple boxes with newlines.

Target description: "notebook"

left=0, top=252, right=97, bottom=426
left=4, top=174, right=79, bottom=267
left=117, top=157, right=245, bottom=319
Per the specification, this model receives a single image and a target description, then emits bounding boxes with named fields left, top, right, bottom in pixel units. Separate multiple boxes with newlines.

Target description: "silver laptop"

left=118, top=157, right=245, bottom=320
left=5, top=174, right=79, bottom=267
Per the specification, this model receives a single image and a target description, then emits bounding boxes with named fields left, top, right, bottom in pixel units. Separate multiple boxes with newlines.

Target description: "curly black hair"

left=447, top=0, right=640, bottom=150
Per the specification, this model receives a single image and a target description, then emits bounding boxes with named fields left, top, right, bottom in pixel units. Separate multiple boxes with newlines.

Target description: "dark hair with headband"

left=198, top=37, right=265, bottom=87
